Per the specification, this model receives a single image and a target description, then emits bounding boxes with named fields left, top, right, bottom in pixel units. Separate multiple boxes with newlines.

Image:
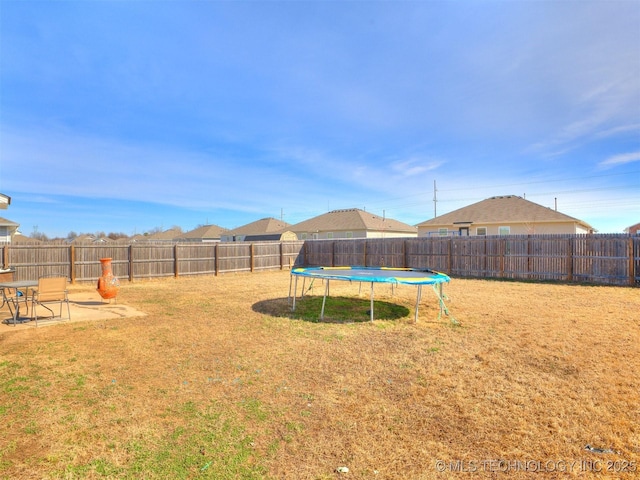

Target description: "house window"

left=438, top=228, right=448, bottom=237
left=300, top=233, right=307, bottom=240
left=498, top=226, right=510, bottom=235
left=346, top=231, right=353, bottom=238
left=327, top=232, right=333, bottom=239
left=476, top=227, right=487, bottom=236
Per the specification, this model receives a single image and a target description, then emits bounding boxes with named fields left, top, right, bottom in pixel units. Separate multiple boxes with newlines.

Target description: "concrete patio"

left=0, top=291, right=146, bottom=331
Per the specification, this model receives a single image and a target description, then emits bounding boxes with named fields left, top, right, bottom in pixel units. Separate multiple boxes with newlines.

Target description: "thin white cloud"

left=599, top=151, right=640, bottom=169
left=391, top=158, right=443, bottom=177
left=595, top=123, right=640, bottom=139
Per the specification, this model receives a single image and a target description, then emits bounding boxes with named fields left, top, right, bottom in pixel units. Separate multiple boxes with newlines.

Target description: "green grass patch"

left=290, top=296, right=409, bottom=323
left=54, top=400, right=268, bottom=479
left=240, top=398, right=269, bottom=422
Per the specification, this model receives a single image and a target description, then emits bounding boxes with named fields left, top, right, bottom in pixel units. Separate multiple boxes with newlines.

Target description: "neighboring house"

left=0, top=193, right=10, bottom=209
left=221, top=217, right=295, bottom=242
left=71, top=234, right=112, bottom=244
left=142, top=227, right=184, bottom=242
left=0, top=217, right=20, bottom=244
left=0, top=194, right=17, bottom=243
left=625, top=222, right=640, bottom=235
left=9, top=231, right=40, bottom=244
left=129, top=234, right=148, bottom=243
left=417, top=195, right=594, bottom=237
left=289, top=208, right=418, bottom=240
left=177, top=224, right=228, bottom=243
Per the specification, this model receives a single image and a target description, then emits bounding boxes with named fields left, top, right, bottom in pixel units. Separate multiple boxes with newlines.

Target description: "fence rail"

left=1, top=241, right=305, bottom=283
left=1, top=235, right=638, bottom=286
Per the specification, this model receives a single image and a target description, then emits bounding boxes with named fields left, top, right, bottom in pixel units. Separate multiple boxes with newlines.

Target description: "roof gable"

left=227, top=217, right=291, bottom=236
left=291, top=208, right=417, bottom=233
left=0, top=194, right=10, bottom=209
left=417, top=195, right=591, bottom=227
left=145, top=227, right=183, bottom=241
left=0, top=216, right=19, bottom=227
left=179, top=224, right=228, bottom=239
left=12, top=233, right=41, bottom=244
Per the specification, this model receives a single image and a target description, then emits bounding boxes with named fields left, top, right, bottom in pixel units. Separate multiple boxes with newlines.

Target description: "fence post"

left=129, top=245, right=134, bottom=282
left=70, top=245, right=76, bottom=284
left=302, top=242, right=307, bottom=266
left=483, top=237, right=488, bottom=276
left=214, top=244, right=219, bottom=276
left=2, top=245, right=7, bottom=269
left=499, top=238, right=505, bottom=277
left=527, top=235, right=532, bottom=280
left=250, top=243, right=255, bottom=272
left=280, top=242, right=284, bottom=270
left=447, top=237, right=452, bottom=274
left=174, top=244, right=179, bottom=278
left=331, top=241, right=335, bottom=267
left=403, top=239, right=408, bottom=268
left=567, top=238, right=573, bottom=282
left=629, top=237, right=635, bottom=286
left=363, top=240, right=367, bottom=267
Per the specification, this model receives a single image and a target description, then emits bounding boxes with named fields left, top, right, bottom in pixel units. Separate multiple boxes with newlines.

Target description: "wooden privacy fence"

left=2, top=235, right=638, bottom=286
left=300, top=235, right=640, bottom=286
left=2, top=241, right=305, bottom=283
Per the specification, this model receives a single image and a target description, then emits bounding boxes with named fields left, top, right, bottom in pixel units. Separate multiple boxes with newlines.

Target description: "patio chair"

left=30, top=277, right=71, bottom=326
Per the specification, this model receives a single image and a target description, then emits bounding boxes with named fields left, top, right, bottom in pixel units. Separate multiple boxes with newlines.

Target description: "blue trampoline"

left=289, top=266, right=454, bottom=322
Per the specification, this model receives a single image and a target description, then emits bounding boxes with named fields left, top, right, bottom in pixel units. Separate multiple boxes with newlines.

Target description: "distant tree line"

left=26, top=226, right=183, bottom=243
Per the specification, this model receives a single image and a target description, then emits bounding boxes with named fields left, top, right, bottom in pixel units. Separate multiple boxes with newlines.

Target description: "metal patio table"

left=0, top=280, right=38, bottom=325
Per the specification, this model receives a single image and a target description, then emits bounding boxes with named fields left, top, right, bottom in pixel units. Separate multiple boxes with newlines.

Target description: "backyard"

left=0, top=270, right=638, bottom=479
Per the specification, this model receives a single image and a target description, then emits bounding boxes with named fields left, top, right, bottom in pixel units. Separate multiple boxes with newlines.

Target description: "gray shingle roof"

left=291, top=208, right=417, bottom=233
left=417, top=195, right=592, bottom=227
left=226, top=218, right=291, bottom=236
left=179, top=224, right=228, bottom=240
left=11, top=233, right=41, bottom=244
left=145, top=227, right=184, bottom=241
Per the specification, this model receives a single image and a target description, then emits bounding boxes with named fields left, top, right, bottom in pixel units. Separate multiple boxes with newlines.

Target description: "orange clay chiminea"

left=97, top=258, right=120, bottom=300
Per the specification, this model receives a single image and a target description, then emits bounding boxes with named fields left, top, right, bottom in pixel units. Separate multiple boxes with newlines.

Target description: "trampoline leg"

left=370, top=282, right=374, bottom=322
left=415, top=285, right=422, bottom=323
left=291, top=276, right=298, bottom=312
left=320, top=280, right=329, bottom=321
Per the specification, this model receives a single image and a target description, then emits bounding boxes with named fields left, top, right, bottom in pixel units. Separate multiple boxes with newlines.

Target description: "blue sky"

left=1, top=0, right=639, bottom=238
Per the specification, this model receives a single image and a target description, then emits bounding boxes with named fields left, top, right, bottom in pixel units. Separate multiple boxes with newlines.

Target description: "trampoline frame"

left=288, top=266, right=452, bottom=323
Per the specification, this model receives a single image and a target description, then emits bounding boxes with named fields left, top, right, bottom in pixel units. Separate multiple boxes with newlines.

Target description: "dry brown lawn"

left=1, top=271, right=638, bottom=479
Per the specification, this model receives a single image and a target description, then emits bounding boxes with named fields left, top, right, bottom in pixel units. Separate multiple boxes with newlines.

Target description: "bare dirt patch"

left=0, top=271, right=638, bottom=479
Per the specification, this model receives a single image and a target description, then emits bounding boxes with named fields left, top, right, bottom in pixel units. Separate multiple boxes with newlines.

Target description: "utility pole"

left=433, top=180, right=438, bottom=218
